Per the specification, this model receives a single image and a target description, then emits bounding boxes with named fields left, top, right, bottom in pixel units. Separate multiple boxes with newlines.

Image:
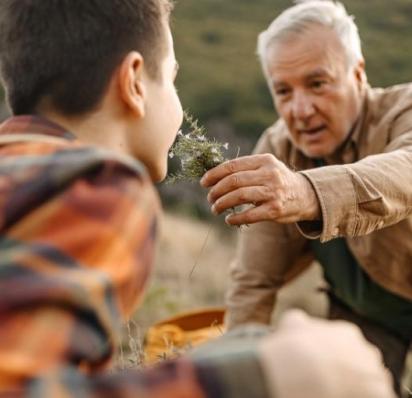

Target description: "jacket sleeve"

left=300, top=114, right=412, bottom=242
left=225, top=128, right=311, bottom=329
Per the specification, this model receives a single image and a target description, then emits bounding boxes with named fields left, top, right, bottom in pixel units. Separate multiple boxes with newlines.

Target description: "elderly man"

left=201, top=0, right=412, bottom=394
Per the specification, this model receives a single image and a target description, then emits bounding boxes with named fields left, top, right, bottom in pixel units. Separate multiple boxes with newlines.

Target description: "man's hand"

left=258, top=310, right=396, bottom=398
left=200, top=154, right=320, bottom=225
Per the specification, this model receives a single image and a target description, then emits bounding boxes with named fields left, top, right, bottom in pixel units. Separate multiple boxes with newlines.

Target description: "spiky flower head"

left=167, top=111, right=229, bottom=183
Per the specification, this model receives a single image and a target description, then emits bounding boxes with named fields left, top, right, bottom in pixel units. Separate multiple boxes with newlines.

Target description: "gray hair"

left=257, top=0, right=363, bottom=76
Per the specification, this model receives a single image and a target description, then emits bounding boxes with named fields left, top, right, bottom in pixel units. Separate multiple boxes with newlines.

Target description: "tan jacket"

left=226, top=84, right=412, bottom=328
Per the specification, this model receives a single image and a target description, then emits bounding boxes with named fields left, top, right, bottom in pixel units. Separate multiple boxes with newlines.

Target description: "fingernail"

left=225, top=214, right=232, bottom=224
left=211, top=204, right=218, bottom=215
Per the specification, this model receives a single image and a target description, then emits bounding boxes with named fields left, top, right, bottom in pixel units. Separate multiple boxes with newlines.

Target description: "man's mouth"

left=299, top=125, right=327, bottom=135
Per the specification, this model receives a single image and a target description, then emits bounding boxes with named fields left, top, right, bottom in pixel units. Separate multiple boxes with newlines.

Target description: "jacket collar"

left=0, top=115, right=76, bottom=141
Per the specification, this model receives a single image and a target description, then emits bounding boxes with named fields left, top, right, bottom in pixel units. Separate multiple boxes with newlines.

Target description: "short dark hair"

left=0, top=0, right=173, bottom=116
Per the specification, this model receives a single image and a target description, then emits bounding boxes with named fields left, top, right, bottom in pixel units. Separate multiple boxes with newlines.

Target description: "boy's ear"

left=118, top=51, right=146, bottom=117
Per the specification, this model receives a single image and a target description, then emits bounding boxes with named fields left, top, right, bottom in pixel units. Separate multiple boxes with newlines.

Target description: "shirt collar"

left=322, top=85, right=371, bottom=165
left=0, top=115, right=76, bottom=140
left=347, top=84, right=371, bottom=148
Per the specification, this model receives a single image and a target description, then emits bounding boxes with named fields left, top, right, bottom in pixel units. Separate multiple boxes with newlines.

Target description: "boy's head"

left=0, top=0, right=183, bottom=181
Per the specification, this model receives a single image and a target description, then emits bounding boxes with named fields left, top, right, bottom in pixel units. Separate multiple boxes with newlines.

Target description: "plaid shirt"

left=0, top=116, right=268, bottom=398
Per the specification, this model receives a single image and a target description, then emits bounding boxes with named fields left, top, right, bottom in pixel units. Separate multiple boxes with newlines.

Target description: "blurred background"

left=0, top=0, right=411, bottom=386
left=143, top=1, right=412, bottom=388
left=162, top=0, right=412, bottom=218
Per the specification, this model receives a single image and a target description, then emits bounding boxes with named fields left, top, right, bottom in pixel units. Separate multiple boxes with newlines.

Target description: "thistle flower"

left=167, top=111, right=229, bottom=183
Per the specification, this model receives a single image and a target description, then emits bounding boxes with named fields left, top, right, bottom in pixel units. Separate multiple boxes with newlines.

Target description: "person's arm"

left=225, top=220, right=311, bottom=328
left=258, top=311, right=396, bottom=398
left=300, top=127, right=412, bottom=241
left=201, top=117, right=412, bottom=243
left=200, top=123, right=320, bottom=227
left=191, top=311, right=396, bottom=398
left=204, top=128, right=312, bottom=329
left=201, top=154, right=320, bottom=226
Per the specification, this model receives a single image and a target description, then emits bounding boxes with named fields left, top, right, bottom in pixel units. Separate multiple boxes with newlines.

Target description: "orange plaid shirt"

left=0, top=116, right=268, bottom=398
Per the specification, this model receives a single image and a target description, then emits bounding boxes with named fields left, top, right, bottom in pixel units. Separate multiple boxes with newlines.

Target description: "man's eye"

left=311, top=80, right=326, bottom=90
left=275, top=87, right=291, bottom=96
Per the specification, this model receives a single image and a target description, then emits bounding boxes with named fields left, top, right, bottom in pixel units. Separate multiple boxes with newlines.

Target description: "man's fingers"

left=224, top=204, right=273, bottom=226
left=211, top=186, right=265, bottom=215
left=207, top=170, right=264, bottom=204
left=224, top=202, right=299, bottom=225
left=200, top=155, right=271, bottom=188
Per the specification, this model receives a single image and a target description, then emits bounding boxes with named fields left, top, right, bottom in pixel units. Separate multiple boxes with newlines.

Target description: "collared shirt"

left=0, top=116, right=268, bottom=398
left=226, top=84, right=412, bottom=329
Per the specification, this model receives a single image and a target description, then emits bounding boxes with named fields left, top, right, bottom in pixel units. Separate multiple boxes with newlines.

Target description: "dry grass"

left=117, top=212, right=235, bottom=367
left=132, top=212, right=236, bottom=330
left=132, top=211, right=329, bottom=330
left=118, top=211, right=327, bottom=366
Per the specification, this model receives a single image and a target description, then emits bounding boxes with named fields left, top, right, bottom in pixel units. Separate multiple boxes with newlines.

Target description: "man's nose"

left=292, top=92, right=315, bottom=121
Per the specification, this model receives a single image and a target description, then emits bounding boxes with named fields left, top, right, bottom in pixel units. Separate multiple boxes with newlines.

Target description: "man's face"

left=134, top=22, right=183, bottom=181
left=265, top=25, right=365, bottom=158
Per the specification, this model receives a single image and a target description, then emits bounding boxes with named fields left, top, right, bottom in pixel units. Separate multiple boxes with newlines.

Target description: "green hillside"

left=173, top=0, right=412, bottom=143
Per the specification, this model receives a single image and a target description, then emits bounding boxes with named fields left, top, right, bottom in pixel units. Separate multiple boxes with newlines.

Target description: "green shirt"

left=311, top=236, right=412, bottom=341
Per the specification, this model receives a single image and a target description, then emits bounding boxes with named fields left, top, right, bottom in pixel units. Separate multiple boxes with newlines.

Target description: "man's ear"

left=118, top=51, right=146, bottom=117
left=354, top=59, right=367, bottom=91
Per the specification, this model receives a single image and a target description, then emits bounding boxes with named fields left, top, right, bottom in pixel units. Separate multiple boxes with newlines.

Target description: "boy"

left=0, top=1, right=394, bottom=397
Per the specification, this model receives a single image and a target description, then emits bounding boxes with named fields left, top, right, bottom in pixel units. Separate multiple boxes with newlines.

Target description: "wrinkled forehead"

left=265, top=25, right=348, bottom=79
